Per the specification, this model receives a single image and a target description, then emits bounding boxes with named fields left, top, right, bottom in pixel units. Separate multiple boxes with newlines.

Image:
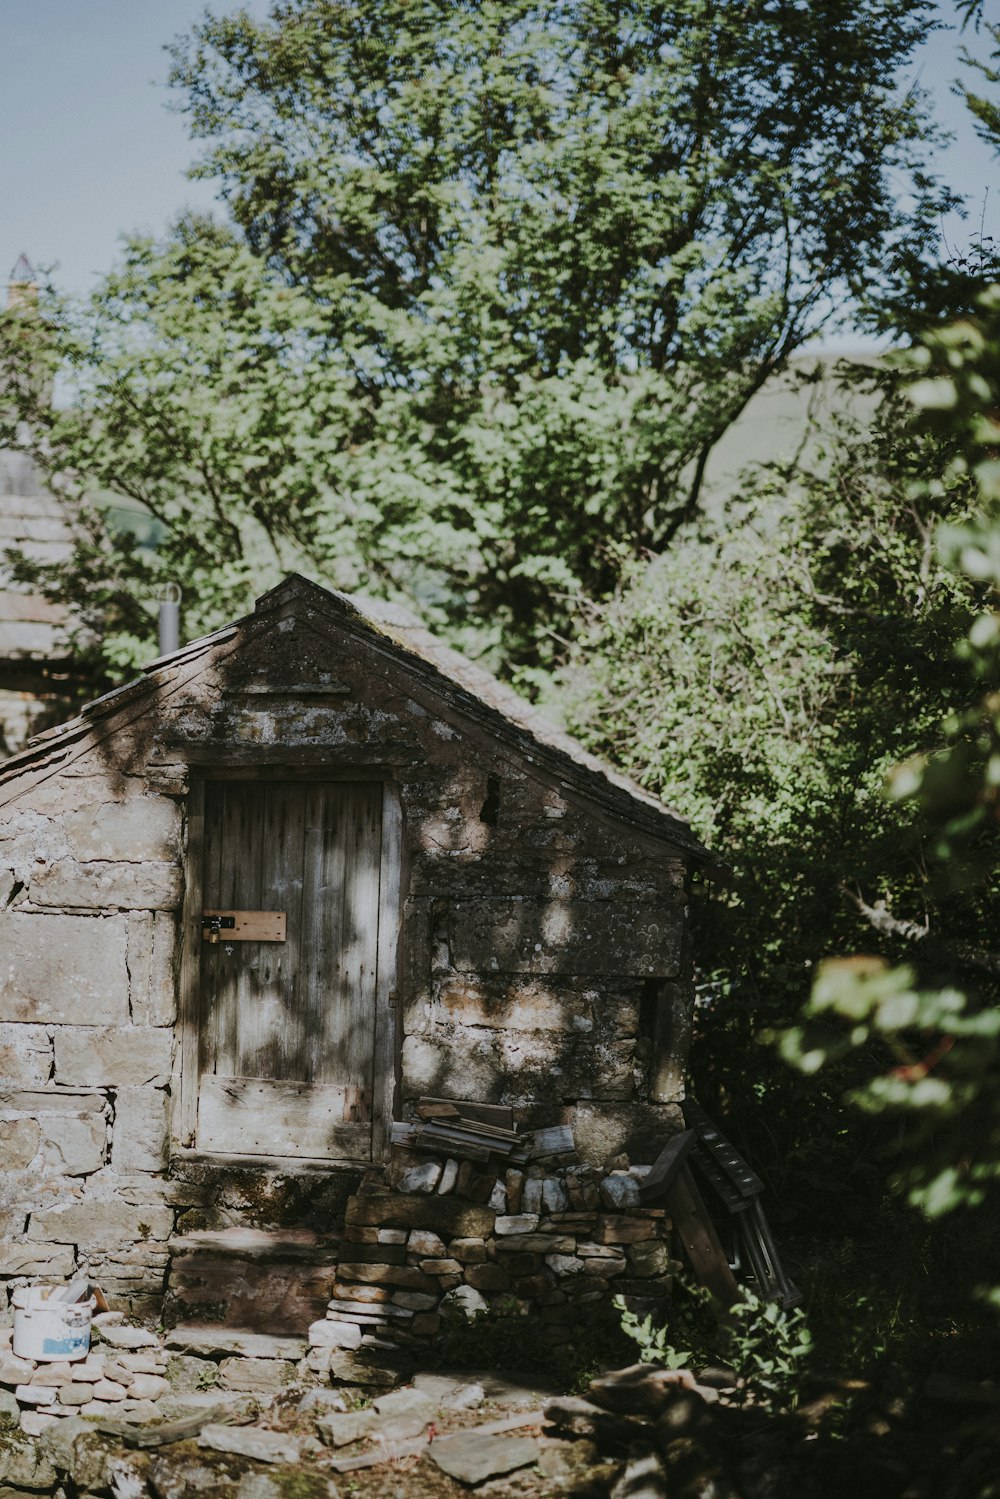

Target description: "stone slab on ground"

left=427, top=1431, right=542, bottom=1485
left=94, top=1323, right=160, bottom=1350
left=164, top=1327, right=305, bottom=1361
left=198, top=1424, right=302, bottom=1465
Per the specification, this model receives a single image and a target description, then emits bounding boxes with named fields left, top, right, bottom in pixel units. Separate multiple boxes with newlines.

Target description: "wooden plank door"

left=196, top=781, right=387, bottom=1159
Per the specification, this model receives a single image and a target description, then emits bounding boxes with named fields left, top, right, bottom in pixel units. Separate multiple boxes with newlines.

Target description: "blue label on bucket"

left=42, top=1334, right=88, bottom=1356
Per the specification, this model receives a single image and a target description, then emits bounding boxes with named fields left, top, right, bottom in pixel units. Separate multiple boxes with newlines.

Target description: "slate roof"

left=0, top=573, right=720, bottom=868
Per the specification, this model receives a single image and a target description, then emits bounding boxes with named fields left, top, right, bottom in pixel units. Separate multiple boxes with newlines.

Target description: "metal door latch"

left=202, top=914, right=236, bottom=943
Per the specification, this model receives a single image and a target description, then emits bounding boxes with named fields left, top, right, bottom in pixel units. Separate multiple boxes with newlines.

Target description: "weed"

left=618, top=1278, right=812, bottom=1411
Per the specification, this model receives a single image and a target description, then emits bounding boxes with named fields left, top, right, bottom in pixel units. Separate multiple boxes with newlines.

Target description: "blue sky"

left=3, top=0, right=999, bottom=336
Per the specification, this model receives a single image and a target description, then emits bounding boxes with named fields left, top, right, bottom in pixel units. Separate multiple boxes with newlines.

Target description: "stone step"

left=163, top=1231, right=341, bottom=1335
left=167, top=1229, right=340, bottom=1263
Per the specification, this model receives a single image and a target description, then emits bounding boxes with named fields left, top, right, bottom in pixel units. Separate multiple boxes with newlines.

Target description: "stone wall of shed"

left=0, top=772, right=185, bottom=1318
left=0, top=591, right=692, bottom=1318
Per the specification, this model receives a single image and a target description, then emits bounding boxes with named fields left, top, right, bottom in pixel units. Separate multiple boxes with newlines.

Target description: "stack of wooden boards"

left=390, top=1097, right=575, bottom=1164
left=640, top=1099, right=801, bottom=1310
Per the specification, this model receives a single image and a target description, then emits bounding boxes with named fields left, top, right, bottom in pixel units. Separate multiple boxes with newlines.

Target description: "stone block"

left=402, top=1027, right=637, bottom=1106
left=31, top=861, right=182, bottom=912
left=421, top=1257, right=462, bottom=1276
left=543, top=1178, right=571, bottom=1213
left=40, top=1114, right=106, bottom=1176
left=336, top=1264, right=437, bottom=1292
left=128, top=911, right=177, bottom=1026
left=309, top=1320, right=362, bottom=1351
left=63, top=797, right=180, bottom=865
left=626, top=1240, right=671, bottom=1278
left=599, top=1173, right=641, bottom=1210
left=390, top=1290, right=439, bottom=1310
left=407, top=1230, right=447, bottom=1257
left=398, top=1161, right=441, bottom=1194
left=327, top=1351, right=408, bottom=1388
left=447, top=899, right=683, bottom=977
left=495, top=1214, right=539, bottom=1236
left=401, top=1032, right=503, bottom=1103
left=111, top=1087, right=169, bottom=1172
left=54, top=1026, right=172, bottom=1086
left=437, top=1158, right=459, bottom=1194
left=0, top=1023, right=52, bottom=1085
left=163, top=1327, right=305, bottom=1360
left=567, top=1101, right=684, bottom=1166
left=464, top=1264, right=511, bottom=1293
left=330, top=1241, right=406, bottom=1265
left=0, top=1118, right=39, bottom=1169
left=0, top=912, right=128, bottom=1025
left=0, top=1242, right=75, bottom=1277
left=504, top=1169, right=524, bottom=1213
left=545, top=1254, right=584, bottom=1277
left=218, top=1357, right=294, bottom=1392
left=492, top=1234, right=575, bottom=1253
left=425, top=975, right=600, bottom=1032
left=345, top=1192, right=495, bottom=1239
left=448, top=1238, right=488, bottom=1264
left=27, top=1199, right=174, bottom=1247
left=596, top=1215, right=658, bottom=1245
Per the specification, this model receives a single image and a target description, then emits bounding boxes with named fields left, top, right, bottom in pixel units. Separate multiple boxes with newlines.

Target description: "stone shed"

left=0, top=574, right=718, bottom=1319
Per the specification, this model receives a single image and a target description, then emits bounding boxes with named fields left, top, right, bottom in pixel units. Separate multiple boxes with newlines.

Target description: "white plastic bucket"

left=12, top=1285, right=95, bottom=1362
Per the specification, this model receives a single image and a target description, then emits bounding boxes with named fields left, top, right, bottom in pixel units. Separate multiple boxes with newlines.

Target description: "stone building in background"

left=0, top=258, right=77, bottom=755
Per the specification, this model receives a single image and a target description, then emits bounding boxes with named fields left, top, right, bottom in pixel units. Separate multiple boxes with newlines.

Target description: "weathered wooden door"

left=195, top=781, right=396, bottom=1160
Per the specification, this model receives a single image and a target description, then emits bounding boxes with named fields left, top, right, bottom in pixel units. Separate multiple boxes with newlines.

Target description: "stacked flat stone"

left=0, top=1315, right=169, bottom=1437
left=307, top=1154, right=673, bottom=1374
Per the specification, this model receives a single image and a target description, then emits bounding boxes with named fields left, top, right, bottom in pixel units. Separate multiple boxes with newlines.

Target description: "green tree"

left=551, top=382, right=996, bottom=1196
left=1, top=0, right=955, bottom=678
left=779, top=290, right=1000, bottom=1264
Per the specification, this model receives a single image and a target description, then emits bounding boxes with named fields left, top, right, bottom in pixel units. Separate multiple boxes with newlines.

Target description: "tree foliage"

left=780, top=289, right=1000, bottom=1254
left=0, top=0, right=955, bottom=678
left=551, top=378, right=997, bottom=1197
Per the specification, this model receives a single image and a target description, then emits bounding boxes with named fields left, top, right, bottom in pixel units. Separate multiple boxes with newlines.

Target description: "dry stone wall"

left=306, top=1140, right=674, bottom=1380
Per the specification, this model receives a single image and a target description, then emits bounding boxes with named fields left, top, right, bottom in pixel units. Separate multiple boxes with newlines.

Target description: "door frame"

left=174, top=772, right=402, bottom=1164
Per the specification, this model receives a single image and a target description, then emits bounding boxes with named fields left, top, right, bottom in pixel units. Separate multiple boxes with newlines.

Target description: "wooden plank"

left=206, top=783, right=266, bottom=1078
left=509, top=1124, right=575, bottom=1162
left=413, top=1131, right=492, bottom=1163
left=198, top=1075, right=371, bottom=1159
left=199, top=781, right=227, bottom=1080
left=690, top=1144, right=750, bottom=1215
left=682, top=1101, right=764, bottom=1199
left=201, top=910, right=286, bottom=942
left=257, top=782, right=306, bottom=1080
left=416, top=1100, right=461, bottom=1121
left=665, top=1163, right=740, bottom=1307
left=419, top=1097, right=515, bottom=1130
left=176, top=780, right=205, bottom=1148
left=307, top=784, right=381, bottom=1100
left=639, top=1129, right=696, bottom=1203
left=417, top=1122, right=516, bottom=1155
left=372, top=783, right=402, bottom=1161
